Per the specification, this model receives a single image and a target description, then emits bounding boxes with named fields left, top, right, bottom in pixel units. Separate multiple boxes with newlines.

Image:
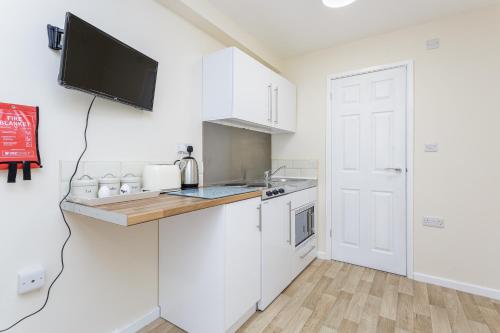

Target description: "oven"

left=293, top=203, right=315, bottom=247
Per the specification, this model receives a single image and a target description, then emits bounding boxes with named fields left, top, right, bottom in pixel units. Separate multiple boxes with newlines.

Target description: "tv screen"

left=58, top=13, right=158, bottom=111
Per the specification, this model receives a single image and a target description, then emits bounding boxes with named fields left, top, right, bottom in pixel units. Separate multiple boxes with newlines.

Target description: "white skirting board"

left=316, top=251, right=330, bottom=260
left=413, top=272, right=500, bottom=301
left=310, top=252, right=500, bottom=301
left=113, top=307, right=160, bottom=333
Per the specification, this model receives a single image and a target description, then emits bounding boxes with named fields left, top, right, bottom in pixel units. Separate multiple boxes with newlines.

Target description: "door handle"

left=274, top=87, right=279, bottom=124
left=287, top=201, right=292, bottom=245
left=257, top=205, right=262, bottom=231
left=268, top=84, right=272, bottom=123
left=385, top=168, right=403, bottom=173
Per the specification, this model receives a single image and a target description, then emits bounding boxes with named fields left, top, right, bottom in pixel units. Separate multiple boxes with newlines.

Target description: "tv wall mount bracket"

left=47, top=24, right=64, bottom=50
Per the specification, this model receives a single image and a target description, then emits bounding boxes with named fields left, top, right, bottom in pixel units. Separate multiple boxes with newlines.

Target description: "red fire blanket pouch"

left=0, top=103, right=42, bottom=183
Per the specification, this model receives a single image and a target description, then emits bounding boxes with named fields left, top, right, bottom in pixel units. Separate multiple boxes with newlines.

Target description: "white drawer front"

left=294, top=237, right=317, bottom=276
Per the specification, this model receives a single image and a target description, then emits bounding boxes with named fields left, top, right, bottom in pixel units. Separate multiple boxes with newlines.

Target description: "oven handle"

left=308, top=208, right=315, bottom=234
left=307, top=210, right=311, bottom=235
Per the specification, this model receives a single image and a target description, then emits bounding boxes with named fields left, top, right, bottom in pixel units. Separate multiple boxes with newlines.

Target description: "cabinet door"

left=233, top=48, right=273, bottom=126
left=272, top=74, right=297, bottom=133
left=225, top=198, right=262, bottom=329
left=259, top=196, right=294, bottom=310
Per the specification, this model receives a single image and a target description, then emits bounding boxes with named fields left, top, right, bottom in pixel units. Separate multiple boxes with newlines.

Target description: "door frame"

left=325, top=61, right=414, bottom=278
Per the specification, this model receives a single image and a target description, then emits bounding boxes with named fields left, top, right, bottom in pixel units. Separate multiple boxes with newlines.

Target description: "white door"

left=272, top=74, right=297, bottom=133
left=233, top=48, right=273, bottom=126
left=259, top=196, right=293, bottom=310
left=332, top=67, right=407, bottom=275
left=224, top=198, right=261, bottom=330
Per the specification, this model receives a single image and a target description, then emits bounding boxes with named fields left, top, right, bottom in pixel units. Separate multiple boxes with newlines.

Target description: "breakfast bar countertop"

left=61, top=190, right=261, bottom=226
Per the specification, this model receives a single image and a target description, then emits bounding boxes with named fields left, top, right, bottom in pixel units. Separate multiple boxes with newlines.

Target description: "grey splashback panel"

left=203, top=122, right=271, bottom=185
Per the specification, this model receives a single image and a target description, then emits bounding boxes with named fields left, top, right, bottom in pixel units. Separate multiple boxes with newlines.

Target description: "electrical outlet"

left=18, top=265, right=45, bottom=295
left=423, top=216, right=444, bottom=228
left=176, top=144, right=190, bottom=155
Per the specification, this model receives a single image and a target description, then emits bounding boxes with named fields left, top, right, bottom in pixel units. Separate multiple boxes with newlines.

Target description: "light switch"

left=425, top=143, right=439, bottom=152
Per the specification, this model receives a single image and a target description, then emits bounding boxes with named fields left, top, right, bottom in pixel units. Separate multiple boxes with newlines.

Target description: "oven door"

left=294, top=204, right=315, bottom=247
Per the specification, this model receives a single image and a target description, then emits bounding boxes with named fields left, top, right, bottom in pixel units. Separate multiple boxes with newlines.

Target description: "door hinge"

left=329, top=92, right=333, bottom=101
left=330, top=229, right=332, bottom=238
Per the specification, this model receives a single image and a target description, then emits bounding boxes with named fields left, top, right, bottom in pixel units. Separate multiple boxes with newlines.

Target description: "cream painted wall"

left=273, top=5, right=500, bottom=291
left=156, top=0, right=283, bottom=71
left=0, top=0, right=223, bottom=332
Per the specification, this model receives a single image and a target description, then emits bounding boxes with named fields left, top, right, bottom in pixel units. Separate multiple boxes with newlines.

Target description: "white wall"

left=0, top=0, right=223, bottom=332
left=156, top=0, right=283, bottom=72
left=273, top=5, right=500, bottom=291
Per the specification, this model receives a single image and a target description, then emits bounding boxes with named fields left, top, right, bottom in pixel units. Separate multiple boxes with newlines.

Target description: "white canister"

left=120, top=173, right=142, bottom=194
left=71, top=175, right=98, bottom=199
left=99, top=173, right=120, bottom=196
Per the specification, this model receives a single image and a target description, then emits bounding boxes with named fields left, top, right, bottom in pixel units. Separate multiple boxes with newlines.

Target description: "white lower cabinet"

left=259, top=196, right=294, bottom=310
left=159, top=197, right=261, bottom=333
left=259, top=188, right=318, bottom=311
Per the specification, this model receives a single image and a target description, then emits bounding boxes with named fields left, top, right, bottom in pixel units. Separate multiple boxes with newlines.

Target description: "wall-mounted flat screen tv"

left=58, top=13, right=158, bottom=111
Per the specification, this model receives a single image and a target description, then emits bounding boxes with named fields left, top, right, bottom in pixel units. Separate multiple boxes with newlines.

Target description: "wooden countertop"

left=61, top=191, right=261, bottom=226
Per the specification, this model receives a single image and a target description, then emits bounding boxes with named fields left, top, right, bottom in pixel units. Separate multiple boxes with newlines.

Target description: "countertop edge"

left=63, top=191, right=262, bottom=226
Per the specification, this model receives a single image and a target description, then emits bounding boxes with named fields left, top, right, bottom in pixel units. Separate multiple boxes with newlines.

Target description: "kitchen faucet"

left=264, top=165, right=286, bottom=182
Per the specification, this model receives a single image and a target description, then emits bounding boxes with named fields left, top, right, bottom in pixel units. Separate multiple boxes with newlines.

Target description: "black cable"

left=0, top=95, right=97, bottom=332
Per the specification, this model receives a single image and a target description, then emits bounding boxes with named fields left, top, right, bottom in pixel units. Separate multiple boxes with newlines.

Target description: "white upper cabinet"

left=203, top=47, right=296, bottom=134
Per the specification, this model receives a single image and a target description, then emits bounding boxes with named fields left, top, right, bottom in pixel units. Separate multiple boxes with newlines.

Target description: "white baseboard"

left=113, top=307, right=160, bottom=333
left=413, top=272, right=500, bottom=301
left=317, top=251, right=331, bottom=260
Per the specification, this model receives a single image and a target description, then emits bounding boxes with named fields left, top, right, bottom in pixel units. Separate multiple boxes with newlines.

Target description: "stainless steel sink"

left=246, top=183, right=268, bottom=188
left=220, top=178, right=313, bottom=190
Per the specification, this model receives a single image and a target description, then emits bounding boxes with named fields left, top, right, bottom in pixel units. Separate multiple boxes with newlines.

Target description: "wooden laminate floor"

left=140, top=260, right=500, bottom=333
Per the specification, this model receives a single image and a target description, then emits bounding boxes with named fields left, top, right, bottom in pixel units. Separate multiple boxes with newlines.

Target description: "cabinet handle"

left=300, top=246, right=316, bottom=259
left=268, top=84, right=272, bottom=123
left=274, top=87, right=279, bottom=124
left=287, top=201, right=292, bottom=245
left=257, top=205, right=262, bottom=231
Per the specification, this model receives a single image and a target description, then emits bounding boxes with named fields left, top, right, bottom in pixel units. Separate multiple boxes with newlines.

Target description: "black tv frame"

left=57, top=12, right=159, bottom=111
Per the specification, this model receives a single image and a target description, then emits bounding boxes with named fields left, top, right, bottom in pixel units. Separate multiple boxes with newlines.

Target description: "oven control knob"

left=272, top=189, right=279, bottom=195
left=278, top=188, right=285, bottom=194
left=266, top=191, right=273, bottom=196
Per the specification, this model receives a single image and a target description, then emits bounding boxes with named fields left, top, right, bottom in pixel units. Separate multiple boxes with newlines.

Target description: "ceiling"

left=205, top=0, right=499, bottom=58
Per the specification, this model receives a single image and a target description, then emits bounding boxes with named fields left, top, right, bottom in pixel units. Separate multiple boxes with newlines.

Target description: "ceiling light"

left=322, top=0, right=357, bottom=8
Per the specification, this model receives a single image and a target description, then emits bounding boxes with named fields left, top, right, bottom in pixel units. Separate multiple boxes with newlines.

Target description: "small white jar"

left=120, top=173, right=142, bottom=194
left=71, top=175, right=98, bottom=199
left=99, top=173, right=120, bottom=196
